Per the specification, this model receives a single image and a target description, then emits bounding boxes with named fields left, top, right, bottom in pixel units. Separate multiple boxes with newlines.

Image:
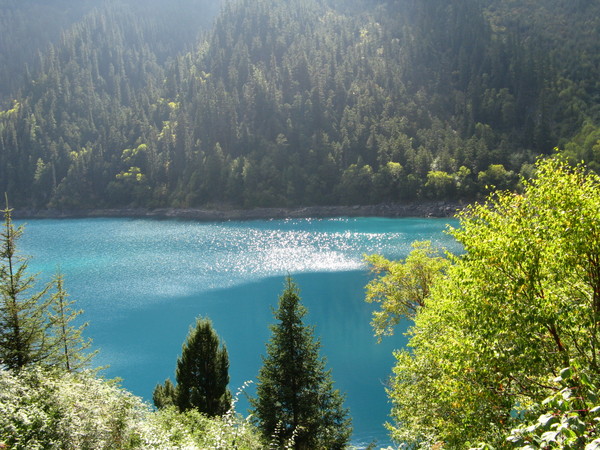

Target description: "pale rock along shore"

left=13, top=201, right=466, bottom=221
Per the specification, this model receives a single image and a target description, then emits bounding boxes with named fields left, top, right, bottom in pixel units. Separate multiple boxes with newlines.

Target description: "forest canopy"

left=0, top=0, right=599, bottom=209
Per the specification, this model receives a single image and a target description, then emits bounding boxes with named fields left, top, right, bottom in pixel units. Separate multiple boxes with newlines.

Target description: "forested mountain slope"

left=1, top=0, right=598, bottom=209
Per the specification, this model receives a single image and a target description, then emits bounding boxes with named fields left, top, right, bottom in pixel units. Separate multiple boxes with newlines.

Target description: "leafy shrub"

left=149, top=381, right=262, bottom=449
left=0, top=367, right=158, bottom=449
left=0, top=368, right=261, bottom=449
left=505, top=365, right=600, bottom=449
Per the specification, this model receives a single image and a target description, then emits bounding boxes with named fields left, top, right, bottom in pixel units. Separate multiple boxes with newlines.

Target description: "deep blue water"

left=17, top=217, right=460, bottom=448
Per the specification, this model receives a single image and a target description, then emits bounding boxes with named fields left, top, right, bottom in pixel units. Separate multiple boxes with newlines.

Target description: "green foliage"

left=364, top=240, right=450, bottom=341
left=1, top=0, right=599, bottom=208
left=0, top=197, right=264, bottom=449
left=0, top=367, right=262, bottom=449
left=154, top=316, right=232, bottom=417
left=0, top=201, right=54, bottom=369
left=384, top=156, right=600, bottom=447
left=563, top=121, right=600, bottom=173
left=0, top=367, right=155, bottom=449
left=505, top=363, right=600, bottom=449
left=251, top=277, right=352, bottom=449
left=149, top=381, right=262, bottom=450
left=0, top=201, right=94, bottom=371
left=477, top=164, right=519, bottom=193
left=152, top=377, right=176, bottom=410
left=49, top=272, right=96, bottom=372
left=424, top=171, right=456, bottom=199
left=149, top=405, right=262, bottom=450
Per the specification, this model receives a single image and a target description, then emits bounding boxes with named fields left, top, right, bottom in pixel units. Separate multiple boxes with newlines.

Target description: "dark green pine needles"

left=154, top=317, right=232, bottom=417
left=250, top=277, right=352, bottom=449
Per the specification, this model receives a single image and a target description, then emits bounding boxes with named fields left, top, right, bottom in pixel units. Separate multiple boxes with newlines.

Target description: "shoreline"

left=12, top=201, right=466, bottom=221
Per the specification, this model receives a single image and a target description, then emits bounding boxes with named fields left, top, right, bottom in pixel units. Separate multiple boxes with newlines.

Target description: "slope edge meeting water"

left=12, top=201, right=463, bottom=221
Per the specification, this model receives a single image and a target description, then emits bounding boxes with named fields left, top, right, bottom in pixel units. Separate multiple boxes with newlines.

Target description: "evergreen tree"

left=49, top=272, right=95, bottom=371
left=251, top=277, right=352, bottom=449
left=0, top=199, right=54, bottom=370
left=0, top=200, right=95, bottom=372
left=154, top=316, right=232, bottom=417
left=152, top=377, right=176, bottom=409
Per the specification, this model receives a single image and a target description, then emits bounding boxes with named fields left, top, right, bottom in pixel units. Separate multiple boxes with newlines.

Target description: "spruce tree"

left=49, top=272, right=96, bottom=371
left=251, top=277, right=352, bottom=449
left=154, top=316, right=232, bottom=417
left=152, top=377, right=176, bottom=409
left=0, top=200, right=93, bottom=371
left=0, top=199, right=53, bottom=370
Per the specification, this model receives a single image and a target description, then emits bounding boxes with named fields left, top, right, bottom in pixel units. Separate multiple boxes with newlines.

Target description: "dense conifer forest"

left=0, top=0, right=599, bottom=209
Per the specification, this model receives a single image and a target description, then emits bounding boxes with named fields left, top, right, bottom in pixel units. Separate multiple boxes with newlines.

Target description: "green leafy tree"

left=424, top=170, right=456, bottom=199
left=250, top=277, right=352, bottom=450
left=563, top=121, right=600, bottom=173
left=383, top=156, right=600, bottom=447
left=154, top=317, right=232, bottom=417
left=0, top=200, right=54, bottom=370
left=503, top=363, right=600, bottom=449
left=364, top=240, right=451, bottom=342
left=477, top=163, right=519, bottom=192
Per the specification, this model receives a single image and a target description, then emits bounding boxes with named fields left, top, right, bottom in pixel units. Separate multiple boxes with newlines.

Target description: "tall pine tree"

left=0, top=199, right=94, bottom=371
left=0, top=199, right=54, bottom=370
left=251, top=277, right=352, bottom=449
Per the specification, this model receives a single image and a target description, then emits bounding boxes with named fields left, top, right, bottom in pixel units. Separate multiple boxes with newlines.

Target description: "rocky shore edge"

left=13, top=201, right=466, bottom=221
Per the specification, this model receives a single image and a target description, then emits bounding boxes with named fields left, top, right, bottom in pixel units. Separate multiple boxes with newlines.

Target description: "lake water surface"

left=18, top=216, right=460, bottom=448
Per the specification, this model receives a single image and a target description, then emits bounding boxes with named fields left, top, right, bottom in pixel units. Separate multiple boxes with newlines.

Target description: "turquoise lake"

left=17, top=216, right=460, bottom=448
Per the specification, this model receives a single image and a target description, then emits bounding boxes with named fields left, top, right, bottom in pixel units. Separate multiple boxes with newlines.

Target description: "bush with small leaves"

left=0, top=367, right=262, bottom=449
left=505, top=364, right=600, bottom=449
left=149, top=380, right=261, bottom=450
left=0, top=367, right=164, bottom=449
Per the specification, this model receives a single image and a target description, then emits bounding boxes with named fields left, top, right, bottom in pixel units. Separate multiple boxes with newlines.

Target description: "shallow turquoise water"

left=17, top=217, right=460, bottom=448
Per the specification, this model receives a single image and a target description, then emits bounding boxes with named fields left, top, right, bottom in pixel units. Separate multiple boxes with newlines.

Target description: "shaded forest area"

left=1, top=0, right=599, bottom=209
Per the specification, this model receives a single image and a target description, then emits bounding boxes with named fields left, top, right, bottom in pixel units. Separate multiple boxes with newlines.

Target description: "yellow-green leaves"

left=364, top=240, right=450, bottom=341
left=506, top=363, right=600, bottom=448
left=385, top=155, right=600, bottom=447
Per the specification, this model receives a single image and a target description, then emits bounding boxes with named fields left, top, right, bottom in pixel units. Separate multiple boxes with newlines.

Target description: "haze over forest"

left=1, top=0, right=599, bottom=209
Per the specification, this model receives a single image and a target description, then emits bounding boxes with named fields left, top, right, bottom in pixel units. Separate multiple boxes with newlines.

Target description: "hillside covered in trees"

left=0, top=0, right=599, bottom=209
